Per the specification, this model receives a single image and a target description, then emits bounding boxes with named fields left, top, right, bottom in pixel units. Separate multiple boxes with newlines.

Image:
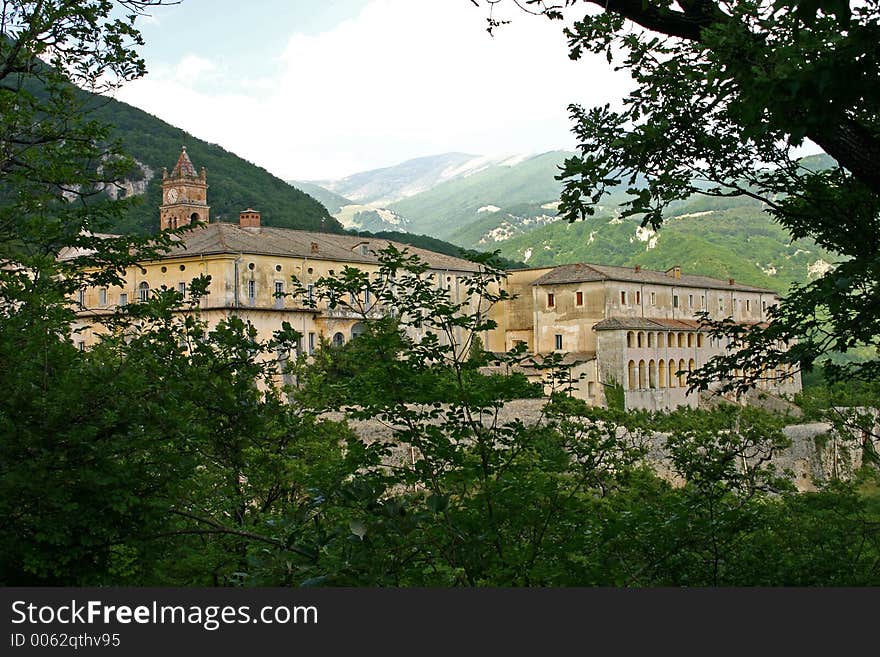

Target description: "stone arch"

left=677, top=332, right=685, bottom=348
left=649, top=359, right=657, bottom=388
left=351, top=322, right=366, bottom=340
left=628, top=360, right=637, bottom=390
left=697, top=333, right=704, bottom=348
left=138, top=281, right=150, bottom=302
left=687, top=333, right=694, bottom=347
left=668, top=359, right=677, bottom=388
left=657, top=332, right=665, bottom=348
left=648, top=332, right=655, bottom=348
left=190, top=212, right=200, bottom=224
left=637, top=332, right=645, bottom=348
left=678, top=358, right=686, bottom=387
left=332, top=332, right=344, bottom=347
left=638, top=359, right=646, bottom=389
left=627, top=331, right=634, bottom=348
left=658, top=360, right=666, bottom=388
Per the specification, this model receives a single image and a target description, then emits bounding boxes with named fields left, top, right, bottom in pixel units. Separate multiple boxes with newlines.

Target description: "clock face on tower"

left=166, top=188, right=179, bottom=203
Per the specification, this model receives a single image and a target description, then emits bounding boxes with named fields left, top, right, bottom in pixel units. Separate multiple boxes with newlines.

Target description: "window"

left=98, top=288, right=107, bottom=306
left=688, top=294, right=694, bottom=308
left=732, top=298, right=738, bottom=312
left=77, top=288, right=85, bottom=306
left=650, top=291, right=656, bottom=306
left=673, top=294, right=679, bottom=308
left=78, top=341, right=85, bottom=351
left=620, top=290, right=627, bottom=306
left=247, top=280, right=256, bottom=303
left=349, top=291, right=357, bottom=305
left=360, top=244, right=369, bottom=256
left=701, top=295, right=706, bottom=308
left=275, top=281, right=284, bottom=308
left=547, top=293, right=555, bottom=308
left=364, top=288, right=371, bottom=306
left=308, top=332, right=316, bottom=354
left=178, top=282, right=186, bottom=296
left=762, top=300, right=767, bottom=312
left=554, top=334, right=563, bottom=350
left=746, top=299, right=751, bottom=312
left=119, top=293, right=128, bottom=307
left=588, top=381, right=596, bottom=397
left=635, top=290, right=641, bottom=305
left=719, top=298, right=724, bottom=312
left=332, top=332, right=344, bottom=347
left=138, top=281, right=149, bottom=303
left=576, top=291, right=583, bottom=306
left=307, top=284, right=315, bottom=303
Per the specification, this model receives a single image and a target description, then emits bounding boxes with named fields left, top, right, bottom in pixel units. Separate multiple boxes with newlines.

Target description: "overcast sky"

left=115, top=0, right=633, bottom=181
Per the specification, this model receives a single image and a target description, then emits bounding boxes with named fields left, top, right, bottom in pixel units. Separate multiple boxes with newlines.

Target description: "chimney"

left=634, top=264, right=641, bottom=273
left=666, top=266, right=681, bottom=279
left=239, top=208, right=260, bottom=228
left=310, top=241, right=319, bottom=254
left=728, top=278, right=735, bottom=285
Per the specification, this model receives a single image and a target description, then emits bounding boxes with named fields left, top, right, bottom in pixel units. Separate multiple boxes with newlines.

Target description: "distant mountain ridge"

left=295, top=151, right=839, bottom=294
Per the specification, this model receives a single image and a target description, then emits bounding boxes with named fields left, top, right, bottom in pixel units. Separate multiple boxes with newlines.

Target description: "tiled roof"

left=594, top=317, right=768, bottom=331
left=158, top=222, right=482, bottom=272
left=531, top=262, right=775, bottom=294
left=170, top=147, right=198, bottom=178
left=594, top=318, right=704, bottom=331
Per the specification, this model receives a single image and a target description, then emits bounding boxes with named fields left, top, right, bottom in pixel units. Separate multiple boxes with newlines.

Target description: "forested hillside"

left=498, top=200, right=836, bottom=293
left=83, top=95, right=341, bottom=235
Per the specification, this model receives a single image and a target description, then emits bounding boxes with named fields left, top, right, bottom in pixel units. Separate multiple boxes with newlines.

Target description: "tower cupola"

left=160, top=146, right=210, bottom=231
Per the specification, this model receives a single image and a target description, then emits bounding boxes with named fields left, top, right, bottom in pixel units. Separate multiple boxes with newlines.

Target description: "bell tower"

left=160, top=146, right=210, bottom=230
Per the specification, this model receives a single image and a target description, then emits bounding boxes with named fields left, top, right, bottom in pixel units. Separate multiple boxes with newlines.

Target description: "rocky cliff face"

left=98, top=161, right=154, bottom=201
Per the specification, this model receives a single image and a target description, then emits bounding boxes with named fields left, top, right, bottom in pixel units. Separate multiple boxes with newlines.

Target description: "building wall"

left=601, top=278, right=776, bottom=323
left=532, top=281, right=605, bottom=354
left=486, top=267, right=552, bottom=353
left=72, top=249, right=482, bottom=356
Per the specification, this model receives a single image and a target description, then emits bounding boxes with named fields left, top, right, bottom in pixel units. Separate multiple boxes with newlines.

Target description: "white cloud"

left=173, top=55, right=217, bottom=85
left=116, top=0, right=632, bottom=179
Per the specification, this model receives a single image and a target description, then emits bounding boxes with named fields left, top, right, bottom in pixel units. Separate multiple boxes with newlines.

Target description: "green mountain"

left=313, top=153, right=478, bottom=205
left=498, top=199, right=836, bottom=294
left=290, top=180, right=353, bottom=215
left=300, top=149, right=839, bottom=293
left=389, top=151, right=572, bottom=243
left=82, top=95, right=342, bottom=235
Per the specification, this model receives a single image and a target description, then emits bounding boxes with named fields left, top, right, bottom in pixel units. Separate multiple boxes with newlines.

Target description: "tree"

left=476, top=0, right=880, bottom=390
left=0, top=0, right=181, bottom=584
left=0, top=1, right=177, bottom=316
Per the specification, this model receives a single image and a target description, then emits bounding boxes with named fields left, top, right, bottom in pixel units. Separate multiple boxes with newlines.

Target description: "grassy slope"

left=289, top=180, right=353, bottom=215
left=498, top=205, right=835, bottom=293
left=390, top=151, right=569, bottom=239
